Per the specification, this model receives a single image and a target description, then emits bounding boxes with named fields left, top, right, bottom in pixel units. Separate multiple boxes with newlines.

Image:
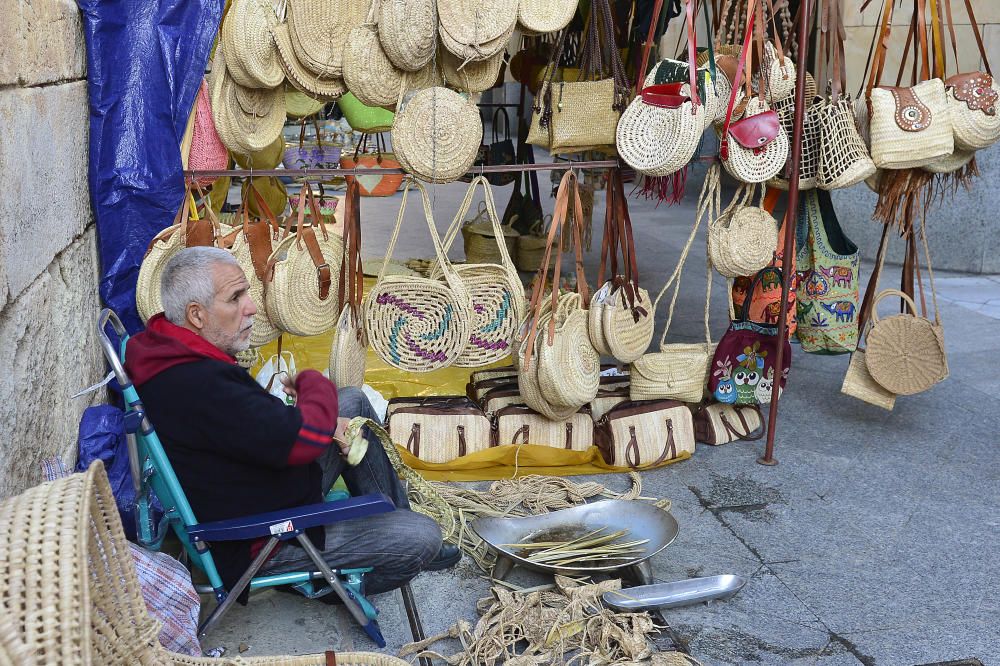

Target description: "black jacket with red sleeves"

left=125, top=315, right=339, bottom=595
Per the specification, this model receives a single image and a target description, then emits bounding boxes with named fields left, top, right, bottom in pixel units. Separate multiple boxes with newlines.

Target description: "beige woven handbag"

left=865, top=288, right=948, bottom=397
left=229, top=185, right=288, bottom=347
left=378, top=0, right=436, bottom=71
left=208, top=47, right=285, bottom=156
left=438, top=0, right=518, bottom=62
left=386, top=398, right=493, bottom=463
left=286, top=0, right=367, bottom=79
left=518, top=0, right=577, bottom=35
left=482, top=386, right=526, bottom=414
left=136, top=190, right=229, bottom=323
left=329, top=180, right=367, bottom=388
left=433, top=176, right=527, bottom=367
left=461, top=201, right=519, bottom=264
left=220, top=0, right=283, bottom=89
left=707, top=169, right=779, bottom=279
left=440, top=47, right=505, bottom=94
left=391, top=83, right=482, bottom=184
left=595, top=400, right=695, bottom=468
left=365, top=179, right=472, bottom=372
left=817, top=98, right=877, bottom=190
left=263, top=187, right=344, bottom=337
left=494, top=405, right=594, bottom=451
left=767, top=94, right=821, bottom=191
left=630, top=170, right=716, bottom=404
left=342, top=1, right=404, bottom=109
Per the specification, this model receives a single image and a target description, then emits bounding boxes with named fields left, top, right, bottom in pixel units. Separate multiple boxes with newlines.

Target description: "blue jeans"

left=261, top=387, right=442, bottom=594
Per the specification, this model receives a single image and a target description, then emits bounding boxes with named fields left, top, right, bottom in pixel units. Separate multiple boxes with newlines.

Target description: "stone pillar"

left=0, top=1, right=102, bottom=497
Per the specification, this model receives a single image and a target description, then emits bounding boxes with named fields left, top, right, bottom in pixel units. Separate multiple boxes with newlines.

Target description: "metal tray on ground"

left=602, top=574, right=747, bottom=611
left=472, top=499, right=678, bottom=583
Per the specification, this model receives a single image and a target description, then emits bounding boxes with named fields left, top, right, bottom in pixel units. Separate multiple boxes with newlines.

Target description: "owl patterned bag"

left=710, top=269, right=792, bottom=406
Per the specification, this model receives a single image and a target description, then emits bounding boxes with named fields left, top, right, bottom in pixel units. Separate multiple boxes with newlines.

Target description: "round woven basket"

left=537, top=293, right=600, bottom=409
left=722, top=98, right=790, bottom=184
left=602, top=285, right=655, bottom=363
left=286, top=0, right=367, bottom=79
left=948, top=75, right=1000, bottom=151
left=343, top=21, right=404, bottom=108
left=515, top=308, right=581, bottom=421
left=763, top=41, right=796, bottom=103
left=285, top=86, right=326, bottom=118
left=440, top=18, right=515, bottom=62
left=518, top=0, right=577, bottom=34
left=330, top=305, right=368, bottom=387
left=210, top=48, right=285, bottom=154
left=230, top=213, right=286, bottom=347
left=271, top=22, right=347, bottom=101
left=864, top=289, right=948, bottom=396
left=709, top=195, right=778, bottom=279
left=617, top=93, right=704, bottom=176
left=441, top=47, right=504, bottom=94
left=438, top=0, right=517, bottom=47
left=391, top=87, right=482, bottom=183
left=378, top=0, right=437, bottom=72
left=221, top=0, right=284, bottom=89
left=817, top=97, right=877, bottom=190
left=588, top=282, right=613, bottom=356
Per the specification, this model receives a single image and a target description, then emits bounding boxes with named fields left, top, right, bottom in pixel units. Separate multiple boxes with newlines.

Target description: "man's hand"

left=333, top=417, right=352, bottom=455
left=279, top=372, right=298, bottom=401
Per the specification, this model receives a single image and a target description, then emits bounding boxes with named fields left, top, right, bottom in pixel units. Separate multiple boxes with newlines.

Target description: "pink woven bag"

left=188, top=79, right=229, bottom=185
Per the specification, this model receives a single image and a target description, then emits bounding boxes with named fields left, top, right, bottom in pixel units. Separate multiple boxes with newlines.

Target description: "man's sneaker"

left=424, top=543, right=461, bottom=571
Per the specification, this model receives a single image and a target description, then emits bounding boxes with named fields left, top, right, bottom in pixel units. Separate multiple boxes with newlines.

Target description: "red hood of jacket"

left=125, top=313, right=236, bottom=386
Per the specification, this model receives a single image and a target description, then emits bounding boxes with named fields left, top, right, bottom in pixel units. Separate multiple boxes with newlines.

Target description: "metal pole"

left=759, top=0, right=813, bottom=466
left=183, top=159, right=621, bottom=180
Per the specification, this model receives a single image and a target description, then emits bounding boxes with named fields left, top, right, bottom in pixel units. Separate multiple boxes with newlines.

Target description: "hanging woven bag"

left=708, top=171, right=779, bottom=279
left=518, top=0, right=577, bottom=35
left=433, top=176, right=527, bottom=367
left=365, top=179, right=472, bottom=372
left=208, top=47, right=285, bottom=155
left=263, top=187, right=344, bottom=337
left=186, top=79, right=229, bottom=187
left=329, top=179, right=367, bottom=388
left=438, top=0, right=518, bottom=62
left=766, top=94, right=821, bottom=191
left=342, top=1, right=404, bottom=109
left=761, top=0, right=795, bottom=103
left=378, top=0, right=436, bottom=72
left=391, top=83, right=482, bottom=184
left=286, top=0, right=367, bottom=79
left=270, top=21, right=346, bottom=101
left=220, top=0, right=283, bottom=89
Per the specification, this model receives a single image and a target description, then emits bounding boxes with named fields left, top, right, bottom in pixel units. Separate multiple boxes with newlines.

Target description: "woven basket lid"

left=233, top=133, right=285, bottom=169
left=343, top=22, right=404, bottom=108
left=518, top=0, right=577, bottom=35
left=378, top=0, right=437, bottom=72
left=285, top=86, right=326, bottom=118
left=272, top=22, right=347, bottom=100
left=438, top=0, right=518, bottom=47
left=221, top=0, right=284, bottom=89
left=441, top=47, right=504, bottom=94
left=286, top=0, right=367, bottom=79
left=210, top=48, right=285, bottom=154
left=440, top=17, right=515, bottom=61
left=391, top=87, right=482, bottom=183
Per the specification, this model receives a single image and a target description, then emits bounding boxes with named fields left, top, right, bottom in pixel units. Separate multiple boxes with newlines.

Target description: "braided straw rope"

left=287, top=0, right=367, bottom=79
left=221, top=0, right=283, bottom=89
left=342, top=2, right=404, bottom=108
left=708, top=179, right=778, bottom=279
left=271, top=22, right=346, bottom=101
left=378, top=0, right=436, bottom=72
left=365, top=179, right=472, bottom=371
left=616, top=89, right=706, bottom=176
left=537, top=293, right=601, bottom=409
left=768, top=93, right=821, bottom=191
left=440, top=47, right=504, bottom=94
left=518, top=0, right=577, bottom=35
left=722, top=97, right=790, bottom=183
left=629, top=167, right=717, bottom=404
left=209, top=48, right=285, bottom=154
left=869, top=79, right=953, bottom=169
left=434, top=177, right=526, bottom=367
left=391, top=85, right=482, bottom=183
left=949, top=76, right=1000, bottom=150
left=817, top=97, right=876, bottom=190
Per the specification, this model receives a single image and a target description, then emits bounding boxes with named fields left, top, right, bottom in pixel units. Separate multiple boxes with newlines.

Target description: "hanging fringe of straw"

left=350, top=418, right=672, bottom=572
left=873, top=162, right=979, bottom=235
left=399, top=575, right=703, bottom=666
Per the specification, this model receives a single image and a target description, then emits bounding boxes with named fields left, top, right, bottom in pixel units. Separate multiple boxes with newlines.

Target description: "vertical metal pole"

left=759, top=0, right=813, bottom=466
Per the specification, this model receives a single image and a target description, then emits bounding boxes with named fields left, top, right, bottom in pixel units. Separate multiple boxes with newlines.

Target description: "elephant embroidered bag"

left=794, top=189, right=860, bottom=354
left=710, top=268, right=792, bottom=406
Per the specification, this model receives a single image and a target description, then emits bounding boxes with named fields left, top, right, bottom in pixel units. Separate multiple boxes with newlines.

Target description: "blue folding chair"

left=96, top=309, right=393, bottom=646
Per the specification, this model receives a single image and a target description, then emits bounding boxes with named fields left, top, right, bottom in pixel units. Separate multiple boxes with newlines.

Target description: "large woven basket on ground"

left=0, top=461, right=411, bottom=666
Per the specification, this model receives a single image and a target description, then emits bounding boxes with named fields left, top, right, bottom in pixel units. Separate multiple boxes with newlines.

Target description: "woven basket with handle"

left=329, top=179, right=367, bottom=388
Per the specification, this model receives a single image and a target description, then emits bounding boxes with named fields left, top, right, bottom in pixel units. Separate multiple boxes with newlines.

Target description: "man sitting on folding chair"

left=123, top=246, right=460, bottom=606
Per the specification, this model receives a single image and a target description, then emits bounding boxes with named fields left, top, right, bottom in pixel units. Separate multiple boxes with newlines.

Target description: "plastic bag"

left=76, top=405, right=162, bottom=540
left=255, top=351, right=297, bottom=405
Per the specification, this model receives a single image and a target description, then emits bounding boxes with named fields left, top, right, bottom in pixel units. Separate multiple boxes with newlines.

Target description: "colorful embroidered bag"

left=794, top=189, right=860, bottom=354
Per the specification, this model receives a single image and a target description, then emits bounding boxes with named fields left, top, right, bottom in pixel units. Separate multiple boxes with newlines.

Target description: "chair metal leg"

left=198, top=536, right=281, bottom=638
left=295, top=534, right=386, bottom=648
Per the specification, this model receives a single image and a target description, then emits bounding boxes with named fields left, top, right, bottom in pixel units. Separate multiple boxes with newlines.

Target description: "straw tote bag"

left=391, top=83, right=482, bottom=184
left=329, top=180, right=367, bottom=388
left=629, top=172, right=716, bottom=404
left=387, top=399, right=493, bottom=463
left=693, top=402, right=764, bottom=446
left=378, top=0, right=436, bottom=71
left=595, top=400, right=695, bottom=468
left=433, top=176, right=527, bottom=367
left=494, top=405, right=594, bottom=451
left=342, top=1, right=404, bottom=109
left=528, top=0, right=630, bottom=154
left=940, top=0, right=1000, bottom=151
left=263, top=187, right=344, bottom=337
left=589, top=171, right=654, bottom=364
left=865, top=0, right=953, bottom=170
left=365, top=179, right=472, bottom=372
left=229, top=185, right=288, bottom=347
left=761, top=0, right=795, bottom=104
left=136, top=189, right=228, bottom=323
left=707, top=169, right=779, bottom=280
left=186, top=79, right=229, bottom=187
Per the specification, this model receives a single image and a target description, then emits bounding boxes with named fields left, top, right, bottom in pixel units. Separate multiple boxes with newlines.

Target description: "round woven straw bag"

left=234, top=133, right=284, bottom=169
left=722, top=97, right=790, bottom=183
left=229, top=192, right=287, bottom=347
left=708, top=183, right=778, bottom=279
left=209, top=48, right=285, bottom=154
left=518, top=0, right=577, bottom=34
left=392, top=86, right=482, bottom=183
left=763, top=41, right=795, bottom=103
left=864, top=289, right=948, bottom=396
left=221, top=0, right=283, bottom=89
left=588, top=281, right=614, bottom=356
left=924, top=147, right=976, bottom=174
left=438, top=0, right=518, bottom=62
left=602, top=283, right=655, bottom=363
left=441, top=47, right=505, bottom=94
left=434, top=177, right=526, bottom=367
left=264, top=190, right=344, bottom=337
left=537, top=292, right=600, bottom=409
left=271, top=22, right=347, bottom=101
left=516, top=310, right=581, bottom=421
left=343, top=9, right=404, bottom=108
left=287, top=0, right=367, bottom=79
left=947, top=73, right=1000, bottom=151
left=817, top=97, right=877, bottom=190
left=616, top=86, right=705, bottom=176
left=378, top=0, right=436, bottom=72
left=365, top=180, right=472, bottom=371
left=330, top=304, right=368, bottom=387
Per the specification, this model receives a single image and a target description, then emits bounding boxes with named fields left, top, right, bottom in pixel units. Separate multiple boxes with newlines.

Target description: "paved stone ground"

left=205, top=164, right=1000, bottom=665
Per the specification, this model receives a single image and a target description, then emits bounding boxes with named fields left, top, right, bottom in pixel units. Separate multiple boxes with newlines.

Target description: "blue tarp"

left=77, top=0, right=225, bottom=333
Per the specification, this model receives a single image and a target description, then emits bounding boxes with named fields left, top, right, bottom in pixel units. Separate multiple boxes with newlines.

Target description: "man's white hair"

left=160, top=247, right=240, bottom=325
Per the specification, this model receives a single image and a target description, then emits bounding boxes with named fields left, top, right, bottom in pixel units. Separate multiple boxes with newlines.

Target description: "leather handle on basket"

left=325, top=650, right=337, bottom=666
left=721, top=0, right=758, bottom=160
left=299, top=187, right=332, bottom=301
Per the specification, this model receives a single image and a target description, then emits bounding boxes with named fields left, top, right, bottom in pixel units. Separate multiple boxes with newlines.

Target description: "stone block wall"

left=0, top=1, right=102, bottom=498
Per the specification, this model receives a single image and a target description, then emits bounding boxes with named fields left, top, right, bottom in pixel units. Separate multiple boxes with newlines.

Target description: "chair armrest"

left=186, top=493, right=395, bottom=543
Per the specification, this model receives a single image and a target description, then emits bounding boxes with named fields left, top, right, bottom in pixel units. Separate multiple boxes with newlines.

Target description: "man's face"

left=193, top=262, right=257, bottom=356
